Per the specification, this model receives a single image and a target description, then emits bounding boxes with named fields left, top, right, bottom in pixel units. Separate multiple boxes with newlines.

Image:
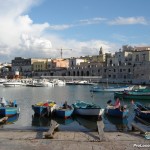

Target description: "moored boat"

left=66, top=80, right=95, bottom=85
left=32, top=101, right=57, bottom=117
left=3, top=80, right=23, bottom=87
left=26, top=79, right=54, bottom=87
left=132, top=102, right=150, bottom=120
left=0, top=99, right=20, bottom=117
left=90, top=85, right=134, bottom=92
left=114, top=89, right=150, bottom=100
left=72, top=101, right=104, bottom=116
left=55, top=105, right=74, bottom=119
left=105, top=99, right=129, bottom=118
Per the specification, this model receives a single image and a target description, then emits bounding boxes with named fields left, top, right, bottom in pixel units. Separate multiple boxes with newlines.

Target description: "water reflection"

left=54, top=117, right=74, bottom=125
left=104, top=114, right=129, bottom=131
left=75, top=115, right=98, bottom=131
left=32, top=115, right=51, bottom=127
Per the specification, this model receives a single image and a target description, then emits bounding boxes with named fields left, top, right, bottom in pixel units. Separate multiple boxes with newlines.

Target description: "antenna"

left=57, top=48, right=72, bottom=58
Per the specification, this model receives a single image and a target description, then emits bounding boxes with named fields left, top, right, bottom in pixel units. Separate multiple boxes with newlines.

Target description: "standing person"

left=0, top=97, right=7, bottom=106
left=114, top=98, right=121, bottom=109
left=63, top=101, right=68, bottom=109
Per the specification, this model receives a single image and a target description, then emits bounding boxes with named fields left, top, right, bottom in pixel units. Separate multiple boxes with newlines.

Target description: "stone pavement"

left=0, top=130, right=149, bottom=150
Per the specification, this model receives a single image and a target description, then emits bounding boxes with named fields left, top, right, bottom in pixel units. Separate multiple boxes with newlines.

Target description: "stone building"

left=67, top=47, right=105, bottom=77
left=103, top=45, right=150, bottom=84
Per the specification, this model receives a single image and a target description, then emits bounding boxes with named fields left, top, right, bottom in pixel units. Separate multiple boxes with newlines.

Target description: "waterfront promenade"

left=0, top=129, right=149, bottom=150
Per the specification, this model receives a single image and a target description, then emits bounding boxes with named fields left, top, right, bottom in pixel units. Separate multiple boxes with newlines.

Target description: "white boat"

left=52, top=79, right=66, bottom=86
left=90, top=85, right=134, bottom=92
left=66, top=80, right=95, bottom=85
left=26, top=79, right=54, bottom=87
left=72, top=101, right=104, bottom=116
left=0, top=78, right=8, bottom=86
left=3, top=80, right=23, bottom=87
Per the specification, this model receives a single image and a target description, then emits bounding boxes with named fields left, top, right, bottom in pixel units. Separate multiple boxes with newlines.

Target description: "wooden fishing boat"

left=0, top=100, right=20, bottom=117
left=6, top=114, right=19, bottom=124
left=105, top=99, right=129, bottom=118
left=105, top=106, right=129, bottom=118
left=72, top=101, right=104, bottom=116
left=55, top=106, right=74, bottom=118
left=32, top=101, right=57, bottom=117
left=133, top=102, right=150, bottom=120
left=90, top=85, right=134, bottom=92
left=54, top=117, right=74, bottom=125
left=114, top=89, right=150, bottom=100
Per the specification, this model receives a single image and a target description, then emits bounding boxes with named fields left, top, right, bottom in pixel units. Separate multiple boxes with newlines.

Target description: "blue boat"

left=72, top=101, right=104, bottom=116
left=6, top=114, right=19, bottom=124
left=55, top=106, right=74, bottom=118
left=32, top=101, right=57, bottom=117
left=90, top=85, right=134, bottom=92
left=54, top=117, right=74, bottom=125
left=105, top=107, right=128, bottom=118
left=133, top=102, right=150, bottom=120
left=0, top=100, right=19, bottom=117
left=105, top=100, right=129, bottom=118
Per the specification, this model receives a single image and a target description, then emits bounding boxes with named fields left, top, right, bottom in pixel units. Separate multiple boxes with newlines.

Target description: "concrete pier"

left=0, top=129, right=149, bottom=150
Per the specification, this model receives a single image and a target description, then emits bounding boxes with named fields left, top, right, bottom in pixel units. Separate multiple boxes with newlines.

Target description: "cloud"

left=48, top=24, right=73, bottom=30
left=0, top=0, right=51, bottom=61
left=45, top=35, right=118, bottom=58
left=20, top=34, right=52, bottom=50
left=0, top=1, right=117, bottom=62
left=109, top=16, right=148, bottom=25
left=79, top=17, right=107, bottom=25
left=47, top=17, right=107, bottom=31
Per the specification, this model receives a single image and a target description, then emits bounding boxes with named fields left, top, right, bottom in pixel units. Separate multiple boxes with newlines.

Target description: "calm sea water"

left=0, top=84, right=149, bottom=132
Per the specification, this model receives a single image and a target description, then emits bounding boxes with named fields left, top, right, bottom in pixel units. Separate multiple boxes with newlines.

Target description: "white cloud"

left=47, top=17, right=107, bottom=31
left=48, top=24, right=73, bottom=30
left=0, top=1, right=118, bottom=62
left=0, top=0, right=52, bottom=61
left=79, top=17, right=107, bottom=25
left=109, top=17, right=148, bottom=25
left=45, top=35, right=118, bottom=58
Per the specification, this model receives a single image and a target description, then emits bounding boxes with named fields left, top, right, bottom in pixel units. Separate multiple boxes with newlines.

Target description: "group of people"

left=107, top=98, right=127, bottom=112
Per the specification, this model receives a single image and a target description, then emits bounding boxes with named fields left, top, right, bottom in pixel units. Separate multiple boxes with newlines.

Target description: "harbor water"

left=0, top=84, right=149, bottom=132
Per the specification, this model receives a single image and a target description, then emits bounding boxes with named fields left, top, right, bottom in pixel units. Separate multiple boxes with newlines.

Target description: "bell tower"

left=99, top=46, right=103, bottom=55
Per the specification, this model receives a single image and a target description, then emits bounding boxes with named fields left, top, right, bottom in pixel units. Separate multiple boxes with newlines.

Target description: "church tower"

left=99, top=46, right=103, bottom=55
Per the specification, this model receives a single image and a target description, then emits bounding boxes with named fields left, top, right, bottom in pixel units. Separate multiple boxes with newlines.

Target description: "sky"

left=0, top=0, right=150, bottom=62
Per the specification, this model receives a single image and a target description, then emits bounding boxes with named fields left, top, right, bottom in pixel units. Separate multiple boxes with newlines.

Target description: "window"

left=142, top=54, right=146, bottom=61
left=135, top=54, right=139, bottom=61
left=128, top=68, right=131, bottom=72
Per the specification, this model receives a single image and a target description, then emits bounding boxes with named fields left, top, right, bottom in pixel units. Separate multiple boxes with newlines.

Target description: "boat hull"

left=91, top=86, right=134, bottom=92
left=55, top=108, right=74, bottom=118
left=114, top=92, right=150, bottom=100
left=32, top=104, right=57, bottom=117
left=105, top=108, right=128, bottom=118
left=74, top=108, right=104, bottom=116
left=3, top=84, right=22, bottom=87
left=32, top=106, right=51, bottom=116
left=135, top=110, right=150, bottom=120
left=0, top=107, right=19, bottom=117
